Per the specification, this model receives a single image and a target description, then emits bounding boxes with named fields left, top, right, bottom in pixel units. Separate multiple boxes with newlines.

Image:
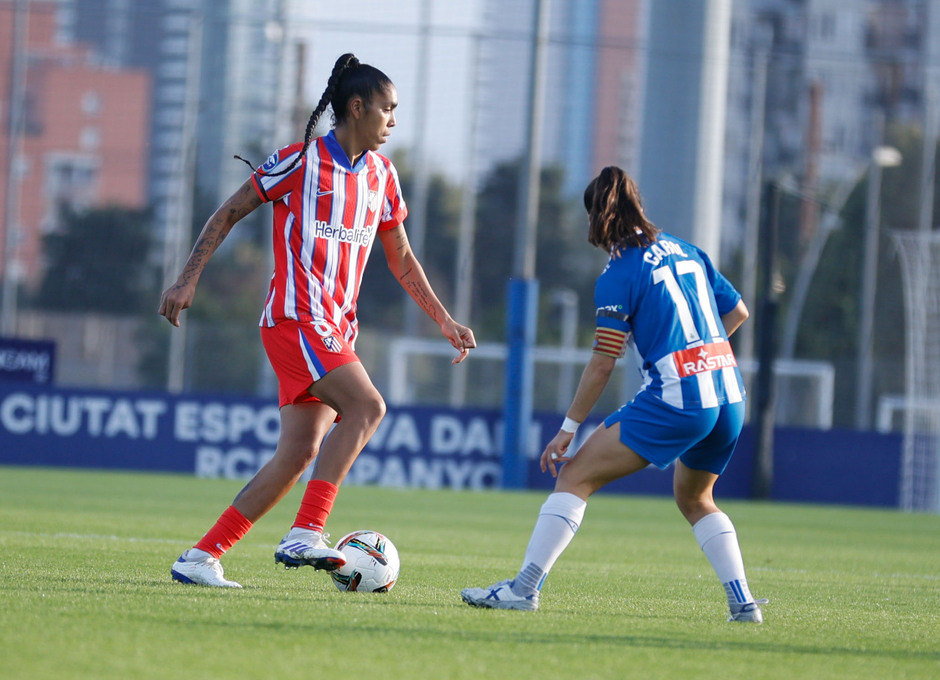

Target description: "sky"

left=286, top=0, right=487, bottom=183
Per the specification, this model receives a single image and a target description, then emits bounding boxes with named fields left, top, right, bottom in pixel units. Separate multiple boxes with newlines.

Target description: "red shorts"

left=260, top=320, right=360, bottom=407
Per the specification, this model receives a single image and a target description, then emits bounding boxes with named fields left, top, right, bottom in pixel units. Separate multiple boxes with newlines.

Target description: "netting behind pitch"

left=892, top=230, right=940, bottom=512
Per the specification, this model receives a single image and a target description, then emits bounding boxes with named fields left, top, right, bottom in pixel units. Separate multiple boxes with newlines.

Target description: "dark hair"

left=236, top=53, right=393, bottom=176
left=330, top=60, right=393, bottom=126
left=583, top=166, right=659, bottom=253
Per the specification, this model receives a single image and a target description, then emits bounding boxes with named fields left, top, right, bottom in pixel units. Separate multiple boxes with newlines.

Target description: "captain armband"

left=592, top=327, right=628, bottom=359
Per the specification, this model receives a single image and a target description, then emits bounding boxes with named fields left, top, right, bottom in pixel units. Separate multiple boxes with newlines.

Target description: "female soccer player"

left=161, top=53, right=476, bottom=588
left=461, top=166, right=765, bottom=623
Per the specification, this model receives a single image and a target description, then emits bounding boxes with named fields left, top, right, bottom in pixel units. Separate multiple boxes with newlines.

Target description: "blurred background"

left=1, top=0, right=938, bottom=440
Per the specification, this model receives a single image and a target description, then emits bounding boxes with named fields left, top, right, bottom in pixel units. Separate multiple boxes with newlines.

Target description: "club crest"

left=260, top=151, right=280, bottom=173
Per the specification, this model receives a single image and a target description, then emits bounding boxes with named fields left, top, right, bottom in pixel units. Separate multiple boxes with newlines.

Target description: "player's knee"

left=300, top=442, right=321, bottom=467
left=674, top=494, right=716, bottom=524
left=358, top=391, right=386, bottom=429
left=555, top=467, right=602, bottom=499
left=269, top=441, right=319, bottom=475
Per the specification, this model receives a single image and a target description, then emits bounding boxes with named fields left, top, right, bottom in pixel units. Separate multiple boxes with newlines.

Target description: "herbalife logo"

left=312, top=220, right=374, bottom=246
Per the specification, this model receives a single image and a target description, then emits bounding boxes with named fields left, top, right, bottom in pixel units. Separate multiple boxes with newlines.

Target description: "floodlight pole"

left=163, top=16, right=202, bottom=393
left=501, top=0, right=550, bottom=489
left=918, top=85, right=938, bottom=235
left=738, top=39, right=768, bottom=365
left=855, top=113, right=902, bottom=430
left=403, top=0, right=432, bottom=339
left=449, top=34, right=482, bottom=408
left=753, top=181, right=780, bottom=500
left=1, top=0, right=29, bottom=337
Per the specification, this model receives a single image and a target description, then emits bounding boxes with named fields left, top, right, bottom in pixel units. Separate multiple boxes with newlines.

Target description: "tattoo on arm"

left=395, top=236, right=409, bottom=256
left=399, top=268, right=441, bottom=323
left=177, top=182, right=259, bottom=286
left=387, top=226, right=444, bottom=324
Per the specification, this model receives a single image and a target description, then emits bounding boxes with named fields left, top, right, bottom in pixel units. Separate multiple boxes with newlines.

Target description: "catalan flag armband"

left=592, top=326, right=628, bottom=359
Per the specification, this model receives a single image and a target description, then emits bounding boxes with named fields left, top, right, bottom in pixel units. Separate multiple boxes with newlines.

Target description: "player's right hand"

left=540, top=430, right=575, bottom=478
left=158, top=282, right=195, bottom=327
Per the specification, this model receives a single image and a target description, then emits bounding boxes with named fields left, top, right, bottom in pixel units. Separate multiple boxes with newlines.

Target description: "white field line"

left=0, top=530, right=272, bottom=553
left=2, top=531, right=939, bottom=581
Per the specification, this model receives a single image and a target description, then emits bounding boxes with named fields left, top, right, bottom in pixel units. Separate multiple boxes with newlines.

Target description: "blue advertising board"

left=0, top=337, right=56, bottom=384
left=0, top=383, right=530, bottom=489
left=0, top=383, right=903, bottom=506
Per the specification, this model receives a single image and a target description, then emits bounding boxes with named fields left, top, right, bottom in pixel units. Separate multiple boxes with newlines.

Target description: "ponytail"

left=584, top=166, right=658, bottom=253
left=234, top=53, right=360, bottom=175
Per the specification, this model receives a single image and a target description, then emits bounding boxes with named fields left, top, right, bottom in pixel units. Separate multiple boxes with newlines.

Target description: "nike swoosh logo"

left=316, top=190, right=333, bottom=197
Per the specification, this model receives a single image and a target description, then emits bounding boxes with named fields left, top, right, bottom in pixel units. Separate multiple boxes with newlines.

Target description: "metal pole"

left=1, top=0, right=29, bottom=337
left=753, top=181, right=780, bottom=499
left=449, top=33, right=481, bottom=408
left=919, top=85, right=937, bottom=234
left=259, top=1, right=292, bottom=399
left=403, top=0, right=433, bottom=338
left=164, top=15, right=203, bottom=393
left=555, top=289, right=578, bottom=413
left=739, top=41, right=768, bottom=365
left=920, top=0, right=939, bottom=235
left=855, top=112, right=885, bottom=430
left=512, top=0, right=550, bottom=281
left=799, top=80, right=823, bottom=247
left=780, top=173, right=860, bottom=361
left=503, top=277, right=538, bottom=488
left=691, top=0, right=732, bottom=261
left=501, top=0, right=550, bottom=489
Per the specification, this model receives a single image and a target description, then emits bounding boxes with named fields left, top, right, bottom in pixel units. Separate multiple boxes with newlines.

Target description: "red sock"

left=194, top=506, right=253, bottom=558
left=292, top=479, right=338, bottom=532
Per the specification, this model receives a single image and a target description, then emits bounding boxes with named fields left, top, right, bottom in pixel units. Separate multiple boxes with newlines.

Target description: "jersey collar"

left=323, top=130, right=369, bottom=173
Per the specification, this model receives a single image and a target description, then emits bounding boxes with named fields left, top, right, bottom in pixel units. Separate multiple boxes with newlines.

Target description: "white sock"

left=512, top=492, right=587, bottom=595
left=186, top=548, right=212, bottom=561
left=286, top=527, right=320, bottom=540
left=693, top=512, right=754, bottom=606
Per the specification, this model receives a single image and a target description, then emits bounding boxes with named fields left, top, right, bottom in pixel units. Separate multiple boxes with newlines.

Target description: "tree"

left=357, top=150, right=463, bottom=332
left=137, top=185, right=271, bottom=393
left=360, top=154, right=603, bottom=344
left=472, top=160, right=603, bottom=344
left=35, top=206, right=157, bottom=314
left=185, top=240, right=270, bottom=393
left=793, top=122, right=923, bottom=426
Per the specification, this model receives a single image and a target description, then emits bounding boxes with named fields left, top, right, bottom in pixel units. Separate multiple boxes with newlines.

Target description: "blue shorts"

left=603, top=390, right=745, bottom=475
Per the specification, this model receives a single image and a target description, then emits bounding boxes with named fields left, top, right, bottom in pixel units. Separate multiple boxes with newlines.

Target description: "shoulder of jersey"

left=259, top=141, right=307, bottom=174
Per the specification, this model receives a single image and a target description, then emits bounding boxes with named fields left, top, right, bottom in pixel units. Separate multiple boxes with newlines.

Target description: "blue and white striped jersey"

left=594, top=232, right=745, bottom=410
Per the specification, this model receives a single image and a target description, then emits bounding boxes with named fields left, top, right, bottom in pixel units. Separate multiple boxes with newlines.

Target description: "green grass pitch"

left=1, top=465, right=938, bottom=680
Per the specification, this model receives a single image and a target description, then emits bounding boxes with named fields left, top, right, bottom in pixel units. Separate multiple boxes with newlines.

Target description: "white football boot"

left=728, top=598, right=769, bottom=623
left=171, top=549, right=242, bottom=588
left=461, top=579, right=540, bottom=611
left=274, top=529, right=346, bottom=571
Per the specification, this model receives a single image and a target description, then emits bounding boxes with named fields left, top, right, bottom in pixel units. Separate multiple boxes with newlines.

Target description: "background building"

left=2, top=0, right=938, bottom=436
left=60, top=0, right=290, bottom=245
left=0, top=0, right=149, bottom=290
left=475, top=0, right=647, bottom=196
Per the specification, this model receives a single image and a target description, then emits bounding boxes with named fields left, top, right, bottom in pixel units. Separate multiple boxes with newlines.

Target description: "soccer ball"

left=330, top=530, right=400, bottom=592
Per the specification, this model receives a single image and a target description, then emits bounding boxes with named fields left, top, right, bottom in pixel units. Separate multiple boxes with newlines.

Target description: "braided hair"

left=236, top=52, right=393, bottom=176
left=583, top=166, right=659, bottom=254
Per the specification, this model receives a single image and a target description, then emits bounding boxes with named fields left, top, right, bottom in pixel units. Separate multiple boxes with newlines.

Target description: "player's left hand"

left=441, top=321, right=476, bottom=365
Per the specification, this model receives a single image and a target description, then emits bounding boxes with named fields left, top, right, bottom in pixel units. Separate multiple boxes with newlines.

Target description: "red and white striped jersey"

left=251, top=131, right=408, bottom=342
